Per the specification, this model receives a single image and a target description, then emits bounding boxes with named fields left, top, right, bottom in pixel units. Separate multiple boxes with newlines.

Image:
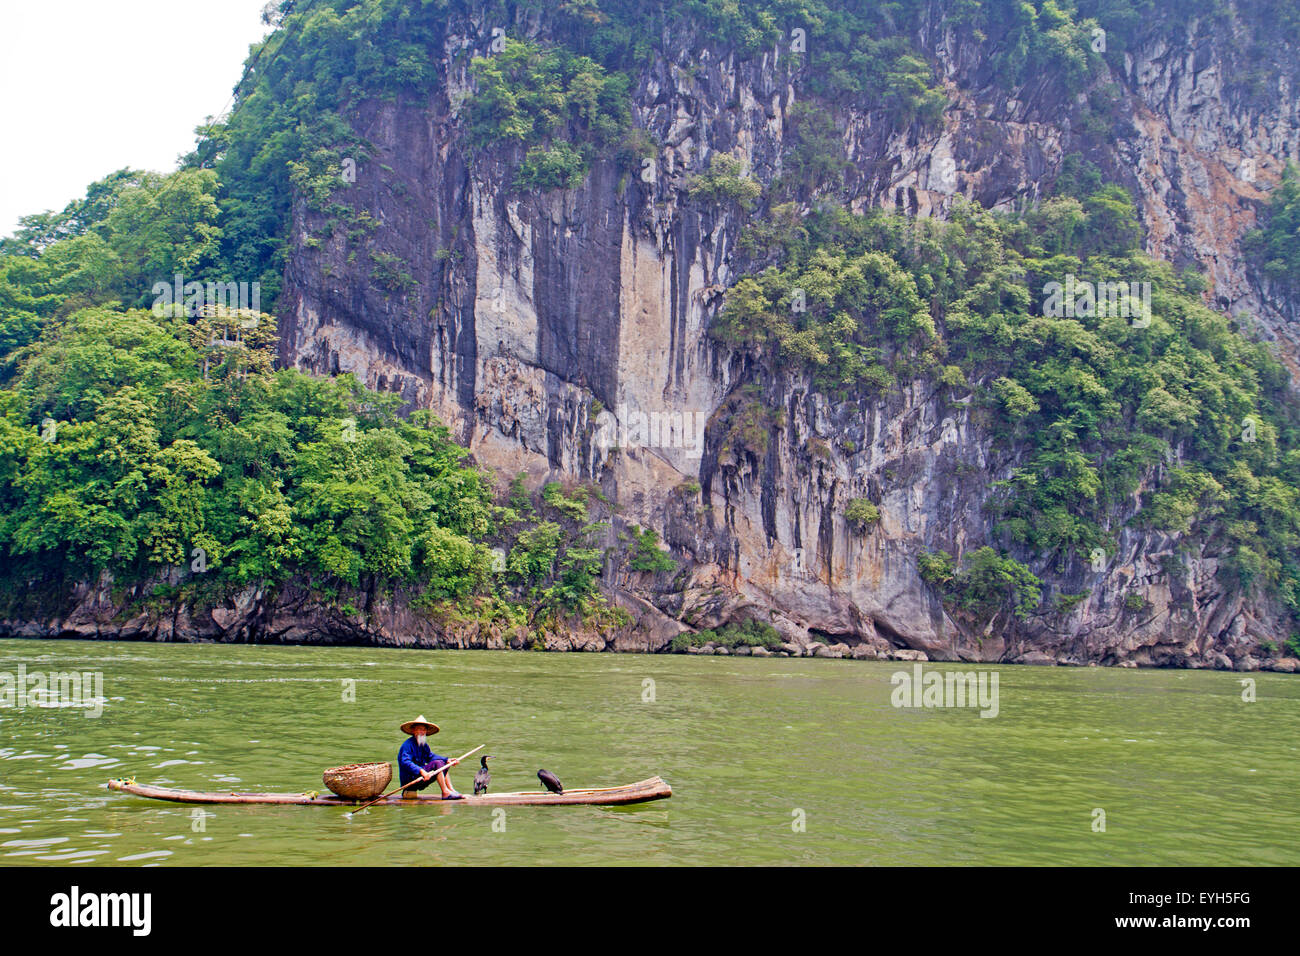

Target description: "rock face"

left=13, top=9, right=1284, bottom=668
left=266, top=8, right=1300, bottom=668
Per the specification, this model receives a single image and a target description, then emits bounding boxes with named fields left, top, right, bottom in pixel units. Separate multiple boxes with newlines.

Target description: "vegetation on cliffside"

left=0, top=175, right=631, bottom=628
left=1245, top=163, right=1300, bottom=297
left=2, top=0, right=1298, bottom=642
left=158, top=0, right=1173, bottom=314
left=716, top=183, right=1300, bottom=625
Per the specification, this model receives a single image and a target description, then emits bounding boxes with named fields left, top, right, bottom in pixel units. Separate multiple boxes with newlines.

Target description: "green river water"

left=0, top=638, right=1296, bottom=866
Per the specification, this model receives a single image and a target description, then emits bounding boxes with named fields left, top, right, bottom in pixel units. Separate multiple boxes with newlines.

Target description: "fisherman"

left=396, top=715, right=463, bottom=799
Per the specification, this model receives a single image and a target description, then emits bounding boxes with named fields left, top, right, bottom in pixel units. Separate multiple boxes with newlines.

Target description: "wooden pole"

left=346, top=744, right=484, bottom=815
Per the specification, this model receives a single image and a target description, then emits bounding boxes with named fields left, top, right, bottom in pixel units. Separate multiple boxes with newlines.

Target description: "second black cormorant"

left=537, top=769, right=563, bottom=794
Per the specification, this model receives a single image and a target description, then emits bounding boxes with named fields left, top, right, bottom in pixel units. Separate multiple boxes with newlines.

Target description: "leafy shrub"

left=369, top=252, right=415, bottom=295
left=685, top=618, right=782, bottom=651
left=920, top=547, right=1041, bottom=620
left=687, top=153, right=762, bottom=210
left=627, top=525, right=676, bottom=573
left=467, top=37, right=629, bottom=191
left=506, top=522, right=563, bottom=584
left=508, top=473, right=534, bottom=516
left=845, top=498, right=881, bottom=532
left=1054, top=590, right=1090, bottom=613
left=712, top=389, right=784, bottom=463
left=918, top=550, right=957, bottom=587
left=542, top=481, right=588, bottom=521
left=1244, top=163, right=1300, bottom=294
left=517, top=143, right=588, bottom=190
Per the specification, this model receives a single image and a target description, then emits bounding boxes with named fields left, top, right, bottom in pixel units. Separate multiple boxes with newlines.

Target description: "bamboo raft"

left=106, top=776, right=671, bottom=807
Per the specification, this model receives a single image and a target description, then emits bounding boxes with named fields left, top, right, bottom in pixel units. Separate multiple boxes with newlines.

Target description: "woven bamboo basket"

left=322, top=762, right=392, bottom=800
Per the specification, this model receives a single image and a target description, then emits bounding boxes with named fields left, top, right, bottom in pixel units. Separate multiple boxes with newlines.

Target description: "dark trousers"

left=405, top=756, right=449, bottom=792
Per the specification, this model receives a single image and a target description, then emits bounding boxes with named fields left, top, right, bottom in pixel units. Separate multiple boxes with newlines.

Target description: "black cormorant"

left=537, top=769, right=564, bottom=794
left=473, top=755, right=493, bottom=795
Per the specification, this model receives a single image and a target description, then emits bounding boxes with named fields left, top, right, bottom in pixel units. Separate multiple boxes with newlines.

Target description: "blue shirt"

left=398, top=738, right=446, bottom=785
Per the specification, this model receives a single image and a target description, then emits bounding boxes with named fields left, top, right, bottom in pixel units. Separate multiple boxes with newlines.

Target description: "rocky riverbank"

left=2, top=572, right=1295, bottom=672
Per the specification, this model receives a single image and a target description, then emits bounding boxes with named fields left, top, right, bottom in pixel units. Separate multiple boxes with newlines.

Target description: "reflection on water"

left=0, top=638, right=1297, bottom=865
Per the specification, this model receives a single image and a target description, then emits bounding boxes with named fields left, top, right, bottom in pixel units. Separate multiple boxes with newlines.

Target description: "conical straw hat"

left=399, top=715, right=440, bottom=736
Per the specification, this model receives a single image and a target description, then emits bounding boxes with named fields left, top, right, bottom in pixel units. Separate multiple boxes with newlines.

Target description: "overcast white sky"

left=0, top=0, right=272, bottom=237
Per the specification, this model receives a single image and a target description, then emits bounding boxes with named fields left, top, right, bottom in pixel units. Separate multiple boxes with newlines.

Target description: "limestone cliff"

left=273, top=4, right=1300, bottom=668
